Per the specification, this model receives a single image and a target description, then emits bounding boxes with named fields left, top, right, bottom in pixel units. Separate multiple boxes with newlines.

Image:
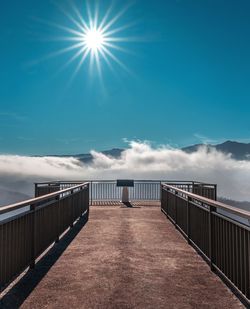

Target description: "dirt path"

left=1, top=206, right=243, bottom=308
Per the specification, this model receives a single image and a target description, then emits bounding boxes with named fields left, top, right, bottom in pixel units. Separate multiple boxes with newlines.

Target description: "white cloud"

left=0, top=141, right=250, bottom=201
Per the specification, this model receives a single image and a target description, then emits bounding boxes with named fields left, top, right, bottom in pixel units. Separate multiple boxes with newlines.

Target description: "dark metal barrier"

left=35, top=180, right=217, bottom=203
left=35, top=183, right=60, bottom=197
left=0, top=183, right=89, bottom=292
left=161, top=184, right=250, bottom=307
left=193, top=183, right=217, bottom=200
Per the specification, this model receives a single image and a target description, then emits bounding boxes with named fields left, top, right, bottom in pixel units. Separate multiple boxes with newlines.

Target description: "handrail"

left=162, top=184, right=250, bottom=221
left=161, top=183, right=250, bottom=306
left=0, top=182, right=89, bottom=292
left=35, top=179, right=216, bottom=185
left=0, top=182, right=89, bottom=215
left=34, top=180, right=217, bottom=203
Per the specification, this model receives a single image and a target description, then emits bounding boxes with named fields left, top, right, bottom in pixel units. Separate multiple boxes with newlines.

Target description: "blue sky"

left=0, top=0, right=250, bottom=155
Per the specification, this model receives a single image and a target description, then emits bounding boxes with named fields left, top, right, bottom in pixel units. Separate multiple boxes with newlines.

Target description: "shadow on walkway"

left=121, top=202, right=141, bottom=208
left=0, top=213, right=88, bottom=309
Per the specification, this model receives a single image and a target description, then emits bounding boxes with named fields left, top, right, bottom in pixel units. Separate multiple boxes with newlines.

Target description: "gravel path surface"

left=1, top=206, right=243, bottom=309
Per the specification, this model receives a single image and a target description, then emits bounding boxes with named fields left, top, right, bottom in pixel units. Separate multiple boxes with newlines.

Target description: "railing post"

left=87, top=183, right=90, bottom=218
left=30, top=203, right=36, bottom=269
left=90, top=181, right=93, bottom=206
left=174, top=191, right=178, bottom=227
left=80, top=186, right=84, bottom=217
left=209, top=204, right=216, bottom=271
left=187, top=196, right=191, bottom=244
left=55, top=195, right=60, bottom=243
left=159, top=183, right=162, bottom=204
left=70, top=190, right=74, bottom=228
left=214, top=184, right=217, bottom=201
left=80, top=185, right=86, bottom=218
left=166, top=188, right=169, bottom=216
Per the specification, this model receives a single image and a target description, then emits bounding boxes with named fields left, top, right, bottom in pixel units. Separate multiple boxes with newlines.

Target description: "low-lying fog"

left=0, top=141, right=250, bottom=203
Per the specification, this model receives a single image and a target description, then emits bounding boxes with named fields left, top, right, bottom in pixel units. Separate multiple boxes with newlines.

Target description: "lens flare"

left=35, top=1, right=141, bottom=81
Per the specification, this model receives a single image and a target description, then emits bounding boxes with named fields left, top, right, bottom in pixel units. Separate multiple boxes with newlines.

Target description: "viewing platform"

left=0, top=181, right=249, bottom=308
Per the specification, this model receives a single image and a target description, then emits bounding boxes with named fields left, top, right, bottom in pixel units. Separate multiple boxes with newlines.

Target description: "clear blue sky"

left=0, top=0, right=250, bottom=155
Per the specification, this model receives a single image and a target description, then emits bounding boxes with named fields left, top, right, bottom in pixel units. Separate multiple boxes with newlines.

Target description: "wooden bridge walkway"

left=0, top=205, right=243, bottom=309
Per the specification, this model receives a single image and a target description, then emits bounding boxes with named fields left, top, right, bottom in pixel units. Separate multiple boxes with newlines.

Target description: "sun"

left=84, top=28, right=104, bottom=51
left=37, top=1, right=139, bottom=81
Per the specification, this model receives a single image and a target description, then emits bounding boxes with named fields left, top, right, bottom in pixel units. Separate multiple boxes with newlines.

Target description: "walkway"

left=0, top=205, right=243, bottom=308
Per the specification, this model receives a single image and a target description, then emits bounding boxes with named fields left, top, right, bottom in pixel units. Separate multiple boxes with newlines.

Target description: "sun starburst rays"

left=37, top=1, right=137, bottom=82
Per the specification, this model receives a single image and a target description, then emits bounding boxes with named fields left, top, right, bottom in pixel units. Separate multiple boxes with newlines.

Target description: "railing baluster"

left=174, top=191, right=178, bottom=227
left=30, top=203, right=36, bottom=270
left=187, top=196, right=191, bottom=244
left=209, top=205, right=216, bottom=271
left=0, top=183, right=89, bottom=287
left=55, top=195, right=60, bottom=243
left=161, top=183, right=250, bottom=306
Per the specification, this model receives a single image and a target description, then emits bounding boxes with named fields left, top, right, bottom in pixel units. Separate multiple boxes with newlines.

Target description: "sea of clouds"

left=0, top=140, right=250, bottom=201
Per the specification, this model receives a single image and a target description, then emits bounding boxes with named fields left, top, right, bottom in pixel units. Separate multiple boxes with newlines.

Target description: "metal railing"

left=1, top=179, right=249, bottom=306
left=161, top=184, right=250, bottom=306
left=0, top=183, right=89, bottom=292
left=35, top=180, right=217, bottom=203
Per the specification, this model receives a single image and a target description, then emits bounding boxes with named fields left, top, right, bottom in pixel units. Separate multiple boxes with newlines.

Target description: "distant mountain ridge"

left=48, top=141, right=250, bottom=162
left=218, top=197, right=250, bottom=213
left=182, top=140, right=250, bottom=160
left=50, top=148, right=124, bottom=163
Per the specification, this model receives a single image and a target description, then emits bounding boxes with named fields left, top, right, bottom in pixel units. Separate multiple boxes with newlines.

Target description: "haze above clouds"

left=0, top=141, right=250, bottom=201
